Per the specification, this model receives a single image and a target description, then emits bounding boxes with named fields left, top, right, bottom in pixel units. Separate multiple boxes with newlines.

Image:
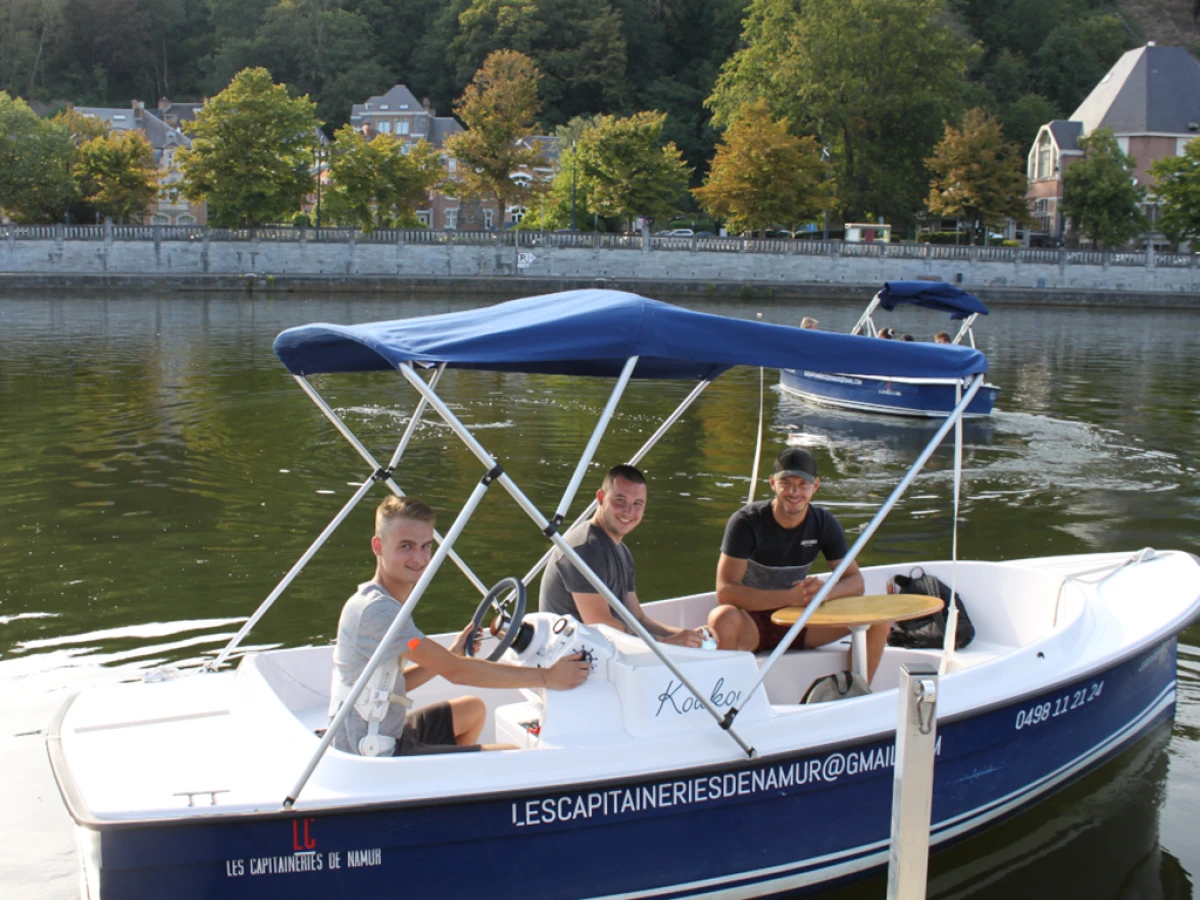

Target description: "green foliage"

left=324, top=126, right=444, bottom=231
left=75, top=130, right=159, bottom=223
left=1062, top=127, right=1147, bottom=248
left=707, top=0, right=974, bottom=230
left=0, top=91, right=75, bottom=223
left=927, top=108, right=1031, bottom=242
left=1149, top=139, right=1200, bottom=249
left=692, top=99, right=829, bottom=235
left=575, top=110, right=691, bottom=230
left=1033, top=16, right=1127, bottom=115
left=445, top=50, right=547, bottom=214
left=1000, top=93, right=1057, bottom=148
left=178, top=68, right=319, bottom=228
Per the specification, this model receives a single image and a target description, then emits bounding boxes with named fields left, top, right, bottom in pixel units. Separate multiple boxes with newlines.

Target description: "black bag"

left=886, top=567, right=975, bottom=649
left=801, top=670, right=871, bottom=704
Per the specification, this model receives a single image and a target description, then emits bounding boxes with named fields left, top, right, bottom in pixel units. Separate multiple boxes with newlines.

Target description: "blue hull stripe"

left=584, top=681, right=1177, bottom=899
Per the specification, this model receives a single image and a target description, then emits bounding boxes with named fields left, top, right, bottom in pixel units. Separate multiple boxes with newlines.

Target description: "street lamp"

left=570, top=138, right=577, bottom=231
left=314, top=142, right=323, bottom=231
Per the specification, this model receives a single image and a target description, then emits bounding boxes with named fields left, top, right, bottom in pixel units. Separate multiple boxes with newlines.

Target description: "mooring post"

left=886, top=665, right=939, bottom=900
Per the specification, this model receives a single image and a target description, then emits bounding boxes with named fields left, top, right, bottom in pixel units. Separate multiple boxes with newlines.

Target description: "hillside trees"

left=324, top=126, right=444, bottom=231
left=692, top=99, right=829, bottom=235
left=75, top=130, right=160, bottom=223
left=1062, top=128, right=1147, bottom=248
left=926, top=108, right=1030, bottom=242
left=1149, top=140, right=1200, bottom=249
left=445, top=51, right=548, bottom=226
left=178, top=68, right=319, bottom=227
left=575, top=110, right=690, bottom=230
left=708, top=0, right=972, bottom=230
left=0, top=91, right=75, bottom=223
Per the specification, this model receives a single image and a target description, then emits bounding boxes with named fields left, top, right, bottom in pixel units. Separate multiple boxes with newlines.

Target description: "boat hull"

left=780, top=368, right=999, bottom=418
left=72, top=638, right=1177, bottom=900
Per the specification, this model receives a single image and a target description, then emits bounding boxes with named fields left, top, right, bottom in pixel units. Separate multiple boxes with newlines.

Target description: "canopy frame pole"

left=518, top=379, right=712, bottom=590
left=397, top=362, right=756, bottom=757
left=951, top=314, right=979, bottom=346
left=207, top=476, right=380, bottom=671
left=734, top=374, right=986, bottom=716
left=293, top=373, right=488, bottom=596
left=940, top=381, right=965, bottom=675
left=552, top=356, right=639, bottom=525
left=285, top=475, right=494, bottom=809
left=850, top=291, right=884, bottom=336
left=207, top=369, right=452, bottom=670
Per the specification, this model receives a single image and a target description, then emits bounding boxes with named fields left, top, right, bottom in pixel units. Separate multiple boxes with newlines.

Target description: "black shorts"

left=395, top=700, right=482, bottom=756
left=747, top=608, right=807, bottom=653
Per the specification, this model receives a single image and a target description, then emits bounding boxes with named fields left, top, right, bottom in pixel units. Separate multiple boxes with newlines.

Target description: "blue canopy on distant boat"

left=274, top=289, right=988, bottom=381
left=878, top=281, right=990, bottom=319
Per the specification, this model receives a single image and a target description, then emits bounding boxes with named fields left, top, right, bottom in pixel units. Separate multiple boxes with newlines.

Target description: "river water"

left=0, top=290, right=1197, bottom=898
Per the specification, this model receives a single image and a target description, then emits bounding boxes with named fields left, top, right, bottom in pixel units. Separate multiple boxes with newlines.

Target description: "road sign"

left=517, top=251, right=536, bottom=269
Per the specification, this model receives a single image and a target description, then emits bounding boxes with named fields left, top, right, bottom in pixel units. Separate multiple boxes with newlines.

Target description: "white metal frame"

left=211, top=338, right=983, bottom=806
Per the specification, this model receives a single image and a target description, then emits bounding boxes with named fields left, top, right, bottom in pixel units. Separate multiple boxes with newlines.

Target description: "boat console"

left=493, top=613, right=769, bottom=747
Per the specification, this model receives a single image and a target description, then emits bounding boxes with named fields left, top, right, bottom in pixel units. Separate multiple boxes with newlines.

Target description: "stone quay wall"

left=3, top=224, right=1200, bottom=304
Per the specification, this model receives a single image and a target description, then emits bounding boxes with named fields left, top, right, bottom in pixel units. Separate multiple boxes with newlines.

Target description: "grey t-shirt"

left=539, top=522, right=636, bottom=620
left=331, top=581, right=424, bottom=754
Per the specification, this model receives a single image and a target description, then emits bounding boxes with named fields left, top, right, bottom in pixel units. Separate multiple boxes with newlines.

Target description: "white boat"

left=47, top=290, right=1200, bottom=900
left=779, top=281, right=1001, bottom=417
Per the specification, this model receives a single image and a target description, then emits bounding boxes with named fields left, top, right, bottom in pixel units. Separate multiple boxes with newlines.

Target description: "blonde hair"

left=375, top=495, right=436, bottom=537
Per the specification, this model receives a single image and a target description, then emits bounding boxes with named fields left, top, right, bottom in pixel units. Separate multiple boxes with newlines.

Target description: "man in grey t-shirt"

left=539, top=465, right=703, bottom=647
left=331, top=495, right=590, bottom=757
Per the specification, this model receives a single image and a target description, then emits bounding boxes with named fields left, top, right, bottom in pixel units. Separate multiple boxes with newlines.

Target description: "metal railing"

left=1, top=224, right=1195, bottom=268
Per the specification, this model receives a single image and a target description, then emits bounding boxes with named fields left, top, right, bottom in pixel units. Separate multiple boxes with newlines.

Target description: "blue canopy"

left=877, top=281, right=990, bottom=320
left=274, top=289, right=988, bottom=381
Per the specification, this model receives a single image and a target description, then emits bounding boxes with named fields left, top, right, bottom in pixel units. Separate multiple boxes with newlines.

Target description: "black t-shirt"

left=720, top=500, right=850, bottom=592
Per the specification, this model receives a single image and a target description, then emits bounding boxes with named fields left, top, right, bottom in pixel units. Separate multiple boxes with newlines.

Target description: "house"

left=1026, top=43, right=1200, bottom=244
left=349, top=85, right=490, bottom=230
left=74, top=98, right=207, bottom=225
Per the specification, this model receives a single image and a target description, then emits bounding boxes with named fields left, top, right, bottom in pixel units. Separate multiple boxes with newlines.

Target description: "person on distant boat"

left=331, top=495, right=589, bottom=757
left=900, top=334, right=915, bottom=342
left=705, top=447, right=890, bottom=684
left=934, top=332, right=952, bottom=344
left=878, top=327, right=895, bottom=339
left=540, top=464, right=705, bottom=647
left=801, top=317, right=819, bottom=329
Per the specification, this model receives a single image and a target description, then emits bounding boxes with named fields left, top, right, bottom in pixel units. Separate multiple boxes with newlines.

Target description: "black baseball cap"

left=772, top=447, right=818, bottom=483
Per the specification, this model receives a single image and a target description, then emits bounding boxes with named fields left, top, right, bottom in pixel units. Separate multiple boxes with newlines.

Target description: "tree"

left=1061, top=128, right=1146, bottom=248
left=926, top=108, right=1031, bottom=243
left=445, top=50, right=547, bottom=226
left=324, top=125, right=444, bottom=231
left=1149, top=139, right=1200, bottom=250
left=707, top=0, right=973, bottom=230
left=692, top=99, right=829, bottom=236
left=0, top=91, right=75, bottom=223
left=445, top=0, right=629, bottom=127
left=1033, top=16, right=1127, bottom=116
left=75, top=130, right=159, bottom=223
left=575, top=110, right=691, bottom=231
left=178, top=68, right=319, bottom=227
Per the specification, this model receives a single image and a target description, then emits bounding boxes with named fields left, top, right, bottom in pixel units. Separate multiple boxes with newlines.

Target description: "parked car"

left=655, top=228, right=695, bottom=237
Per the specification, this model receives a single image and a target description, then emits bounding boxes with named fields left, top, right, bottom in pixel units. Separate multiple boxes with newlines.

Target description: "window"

left=380, top=104, right=389, bottom=110
left=378, top=120, right=392, bottom=134
left=483, top=209, right=494, bottom=229
left=413, top=117, right=426, bottom=135
left=1037, top=132, right=1052, bottom=180
left=152, top=215, right=169, bottom=224
left=448, top=158, right=457, bottom=173
left=178, top=215, right=195, bottom=225
left=510, top=207, right=525, bottom=224
left=417, top=211, right=431, bottom=227
left=401, top=143, right=410, bottom=155
left=446, top=208, right=458, bottom=229
left=397, top=118, right=410, bottom=135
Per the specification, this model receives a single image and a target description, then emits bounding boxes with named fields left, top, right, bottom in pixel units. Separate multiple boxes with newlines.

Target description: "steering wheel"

left=466, top=577, right=527, bottom=661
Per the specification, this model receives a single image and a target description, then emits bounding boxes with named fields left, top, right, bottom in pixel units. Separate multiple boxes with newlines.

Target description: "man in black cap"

left=706, top=447, right=889, bottom=684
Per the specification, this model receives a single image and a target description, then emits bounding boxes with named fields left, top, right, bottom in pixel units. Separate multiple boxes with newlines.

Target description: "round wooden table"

left=771, top=593, right=944, bottom=678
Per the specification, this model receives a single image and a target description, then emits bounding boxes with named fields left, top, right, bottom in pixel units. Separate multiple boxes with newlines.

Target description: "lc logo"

left=292, top=818, right=317, bottom=850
